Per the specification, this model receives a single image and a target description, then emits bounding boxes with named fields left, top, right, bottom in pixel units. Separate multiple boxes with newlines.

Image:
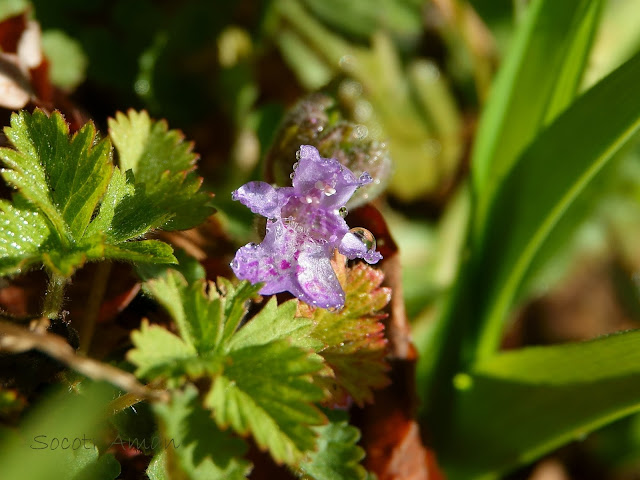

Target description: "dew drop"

left=359, top=172, right=373, bottom=184
left=295, top=150, right=302, bottom=160
left=230, top=259, right=239, bottom=269
left=349, top=227, right=376, bottom=250
left=338, top=206, right=348, bottom=217
left=293, top=161, right=299, bottom=170
left=290, top=172, right=295, bottom=180
left=328, top=305, right=344, bottom=313
left=305, top=196, right=314, bottom=204
left=354, top=124, right=368, bottom=139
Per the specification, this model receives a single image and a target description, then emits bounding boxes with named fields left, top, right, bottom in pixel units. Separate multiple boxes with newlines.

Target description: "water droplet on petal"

left=305, top=196, right=314, bottom=204
left=359, top=172, right=373, bottom=184
left=339, top=206, right=348, bottom=217
left=293, top=161, right=299, bottom=170
left=324, top=186, right=336, bottom=196
left=290, top=172, right=295, bottom=180
left=296, top=150, right=302, bottom=160
left=328, top=305, right=344, bottom=313
left=349, top=227, right=376, bottom=250
left=231, top=259, right=239, bottom=269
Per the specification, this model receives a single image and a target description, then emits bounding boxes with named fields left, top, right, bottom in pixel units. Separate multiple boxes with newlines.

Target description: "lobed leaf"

left=0, top=109, right=219, bottom=277
left=108, top=109, right=215, bottom=231
left=137, top=270, right=329, bottom=466
left=128, top=320, right=196, bottom=380
left=309, top=262, right=390, bottom=407
left=205, top=340, right=326, bottom=465
left=153, top=386, right=251, bottom=480
left=298, top=410, right=367, bottom=480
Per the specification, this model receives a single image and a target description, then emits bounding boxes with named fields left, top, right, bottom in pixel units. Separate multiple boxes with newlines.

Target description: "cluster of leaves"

left=128, top=260, right=390, bottom=479
left=0, top=109, right=213, bottom=278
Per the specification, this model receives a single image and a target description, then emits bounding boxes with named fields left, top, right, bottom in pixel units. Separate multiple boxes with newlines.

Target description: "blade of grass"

left=475, top=50, right=640, bottom=359
left=472, top=0, right=604, bottom=232
left=440, top=330, right=640, bottom=479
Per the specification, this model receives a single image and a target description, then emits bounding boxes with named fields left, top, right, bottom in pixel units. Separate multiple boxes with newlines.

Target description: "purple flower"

left=231, top=145, right=382, bottom=309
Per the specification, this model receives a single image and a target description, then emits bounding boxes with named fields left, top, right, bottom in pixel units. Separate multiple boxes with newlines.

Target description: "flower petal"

left=293, top=145, right=362, bottom=209
left=339, top=232, right=383, bottom=264
left=296, top=246, right=345, bottom=309
left=232, top=181, right=281, bottom=218
left=231, top=221, right=302, bottom=295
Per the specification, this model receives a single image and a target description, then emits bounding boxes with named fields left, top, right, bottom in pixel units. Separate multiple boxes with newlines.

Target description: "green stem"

left=42, top=271, right=68, bottom=319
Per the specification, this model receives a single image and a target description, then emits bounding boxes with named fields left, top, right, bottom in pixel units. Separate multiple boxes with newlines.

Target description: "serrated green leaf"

left=206, top=340, right=326, bottom=465
left=310, top=263, right=390, bottom=407
left=108, top=110, right=214, bottom=231
left=298, top=410, right=366, bottom=480
left=138, top=270, right=327, bottom=466
left=0, top=198, right=50, bottom=275
left=0, top=109, right=195, bottom=278
left=440, top=330, right=640, bottom=479
left=128, top=320, right=196, bottom=380
left=101, top=240, right=176, bottom=265
left=153, top=386, right=251, bottom=480
left=217, top=277, right=264, bottom=345
left=228, top=297, right=319, bottom=352
left=1, top=110, right=112, bottom=242
left=143, top=272, right=261, bottom=354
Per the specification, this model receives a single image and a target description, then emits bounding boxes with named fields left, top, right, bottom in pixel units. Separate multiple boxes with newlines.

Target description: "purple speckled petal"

left=338, top=232, right=383, bottom=264
left=231, top=221, right=299, bottom=294
left=296, top=245, right=345, bottom=309
left=232, top=181, right=281, bottom=218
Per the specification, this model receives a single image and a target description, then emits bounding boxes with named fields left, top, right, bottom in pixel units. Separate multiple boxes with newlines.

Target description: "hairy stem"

left=42, top=271, right=68, bottom=319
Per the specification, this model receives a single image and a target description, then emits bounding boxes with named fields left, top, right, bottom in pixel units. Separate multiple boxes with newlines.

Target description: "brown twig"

left=0, top=320, right=168, bottom=403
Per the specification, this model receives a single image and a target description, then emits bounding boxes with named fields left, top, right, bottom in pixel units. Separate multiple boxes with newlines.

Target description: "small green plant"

left=0, top=107, right=391, bottom=480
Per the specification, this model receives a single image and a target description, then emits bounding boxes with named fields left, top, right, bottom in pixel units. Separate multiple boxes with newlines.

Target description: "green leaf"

left=128, top=320, right=196, bottom=380
left=153, top=386, right=251, bottom=480
left=298, top=410, right=366, bottom=480
left=0, top=109, right=194, bottom=277
left=137, top=270, right=327, bottom=465
left=308, top=263, right=390, bottom=407
left=440, top=330, right=640, bottom=479
left=1, top=109, right=112, bottom=244
left=472, top=0, right=604, bottom=228
left=205, top=340, right=326, bottom=466
left=227, top=297, right=320, bottom=352
left=41, top=30, right=88, bottom=91
left=0, top=382, right=119, bottom=480
left=147, top=451, right=169, bottom=480
left=474, top=50, right=640, bottom=357
left=0, top=197, right=50, bottom=275
left=108, top=109, right=215, bottom=231
left=142, top=271, right=261, bottom=354
left=71, top=447, right=121, bottom=480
